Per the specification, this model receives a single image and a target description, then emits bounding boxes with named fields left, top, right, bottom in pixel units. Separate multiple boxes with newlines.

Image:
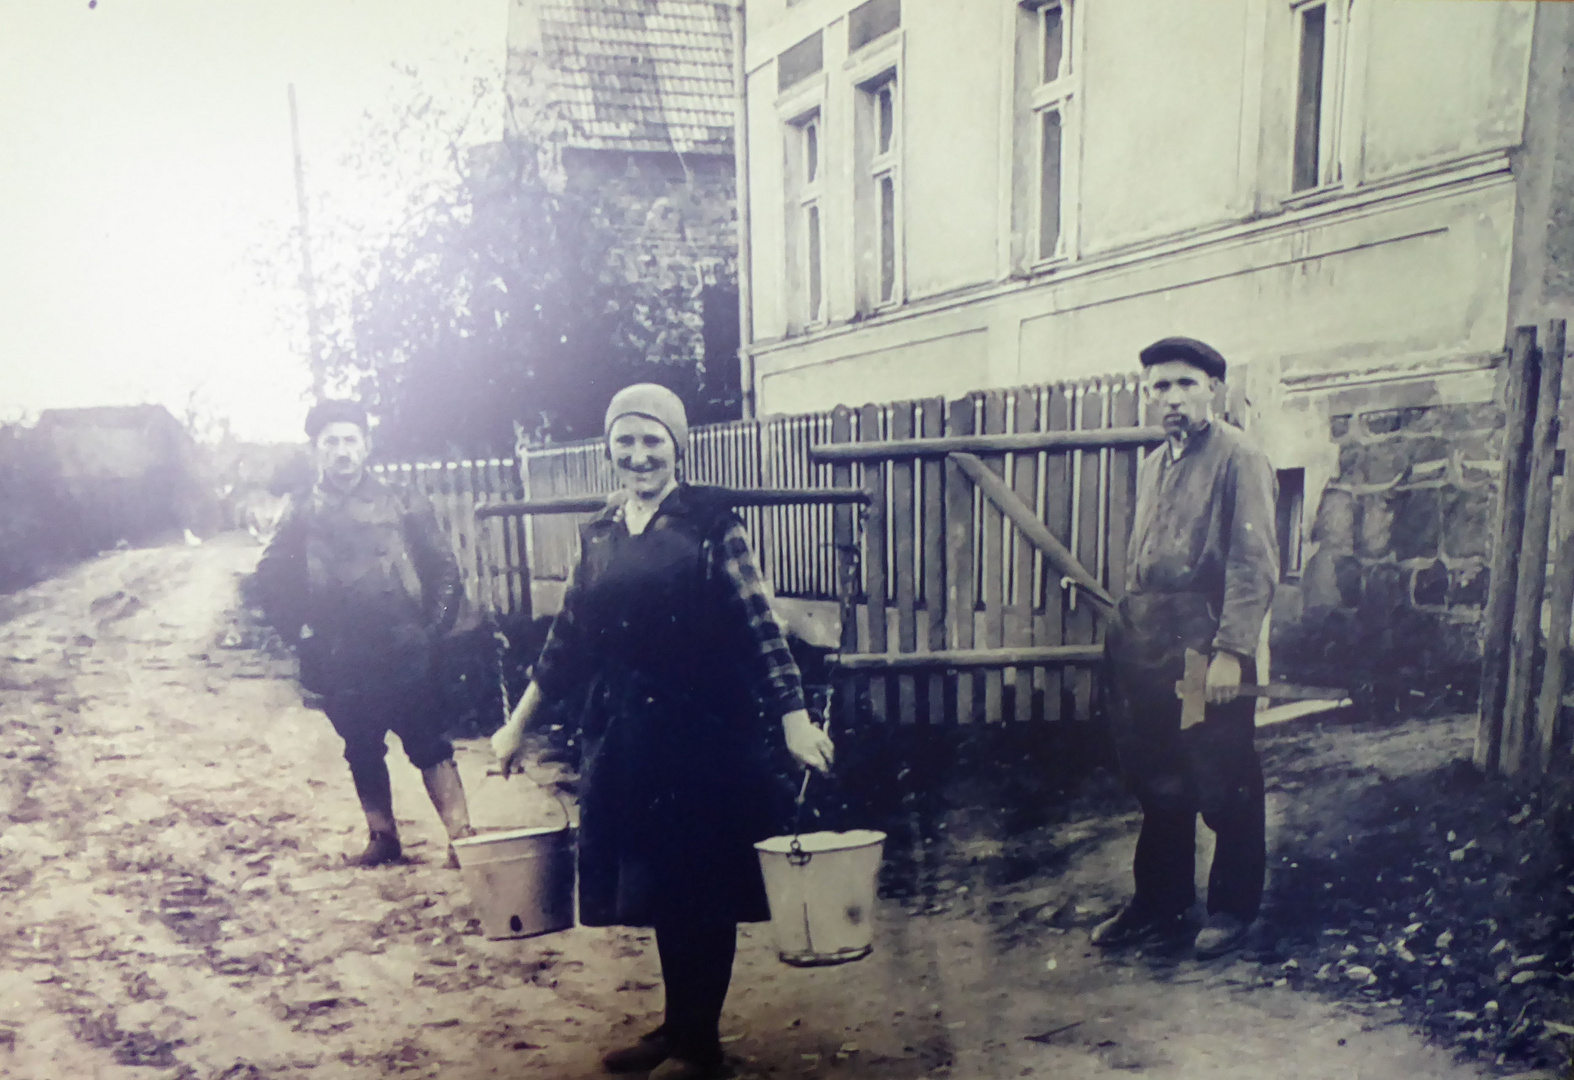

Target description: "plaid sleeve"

left=717, top=522, right=807, bottom=718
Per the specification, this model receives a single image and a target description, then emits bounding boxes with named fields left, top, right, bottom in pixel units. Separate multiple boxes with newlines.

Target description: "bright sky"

left=0, top=0, right=508, bottom=444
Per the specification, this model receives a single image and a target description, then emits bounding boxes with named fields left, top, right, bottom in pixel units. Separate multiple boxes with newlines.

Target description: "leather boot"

left=356, top=829, right=403, bottom=867
left=349, top=757, right=402, bottom=868
left=421, top=759, right=474, bottom=868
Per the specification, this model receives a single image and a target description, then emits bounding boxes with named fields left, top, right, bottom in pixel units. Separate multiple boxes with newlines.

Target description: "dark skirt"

left=575, top=673, right=783, bottom=928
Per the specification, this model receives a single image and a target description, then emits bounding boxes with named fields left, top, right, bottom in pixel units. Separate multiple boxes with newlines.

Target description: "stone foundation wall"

left=1286, top=400, right=1504, bottom=716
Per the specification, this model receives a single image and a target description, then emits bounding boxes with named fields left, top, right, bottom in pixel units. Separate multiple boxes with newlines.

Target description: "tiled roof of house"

left=533, top=0, right=736, bottom=156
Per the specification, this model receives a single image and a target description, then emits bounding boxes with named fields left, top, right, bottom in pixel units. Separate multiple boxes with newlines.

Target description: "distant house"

left=505, top=0, right=743, bottom=420
left=30, top=405, right=212, bottom=550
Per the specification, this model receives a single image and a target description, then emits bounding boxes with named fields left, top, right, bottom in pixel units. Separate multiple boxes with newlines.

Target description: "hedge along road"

left=0, top=538, right=1504, bottom=1079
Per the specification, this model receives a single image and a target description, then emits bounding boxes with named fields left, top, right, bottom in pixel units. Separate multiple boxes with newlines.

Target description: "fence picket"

left=920, top=398, right=946, bottom=724
left=945, top=397, right=977, bottom=723
left=891, top=402, right=919, bottom=725
left=1010, top=387, right=1041, bottom=721
left=859, top=403, right=890, bottom=722
left=979, top=392, right=1007, bottom=722
left=1069, top=384, right=1105, bottom=720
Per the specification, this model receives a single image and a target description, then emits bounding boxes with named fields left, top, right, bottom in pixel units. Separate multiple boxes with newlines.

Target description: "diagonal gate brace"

left=949, top=452, right=1116, bottom=612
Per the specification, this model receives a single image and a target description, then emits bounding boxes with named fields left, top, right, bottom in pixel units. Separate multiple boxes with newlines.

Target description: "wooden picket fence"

left=369, top=459, right=531, bottom=619
left=1476, top=319, right=1574, bottom=776
left=515, top=373, right=1178, bottom=724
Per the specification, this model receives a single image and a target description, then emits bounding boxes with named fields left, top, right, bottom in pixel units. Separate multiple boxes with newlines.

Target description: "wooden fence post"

left=1504, top=322, right=1564, bottom=775
left=830, top=406, right=858, bottom=733
left=1476, top=326, right=1541, bottom=773
left=1536, top=321, right=1574, bottom=770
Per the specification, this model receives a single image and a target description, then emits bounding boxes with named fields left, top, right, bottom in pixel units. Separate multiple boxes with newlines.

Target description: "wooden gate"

left=812, top=381, right=1160, bottom=725
left=513, top=373, right=1177, bottom=725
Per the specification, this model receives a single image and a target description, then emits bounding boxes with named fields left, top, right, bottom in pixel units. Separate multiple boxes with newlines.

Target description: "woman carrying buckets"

left=492, top=383, right=836, bottom=1080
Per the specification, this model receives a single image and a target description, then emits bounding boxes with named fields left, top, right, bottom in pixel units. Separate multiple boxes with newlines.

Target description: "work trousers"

left=654, top=914, right=737, bottom=1064
left=1113, top=670, right=1267, bottom=921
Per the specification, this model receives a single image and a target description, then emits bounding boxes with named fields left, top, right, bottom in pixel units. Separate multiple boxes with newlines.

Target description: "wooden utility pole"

left=288, top=84, right=323, bottom=376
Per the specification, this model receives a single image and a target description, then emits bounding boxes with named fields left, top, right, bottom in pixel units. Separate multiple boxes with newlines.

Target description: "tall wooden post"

left=1504, top=322, right=1565, bottom=774
left=1476, top=327, right=1541, bottom=773
left=1535, top=320, right=1574, bottom=770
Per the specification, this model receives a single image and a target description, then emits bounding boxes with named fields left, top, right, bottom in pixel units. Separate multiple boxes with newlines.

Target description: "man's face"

left=609, top=414, right=677, bottom=498
left=1142, top=360, right=1217, bottom=437
left=315, top=421, right=369, bottom=490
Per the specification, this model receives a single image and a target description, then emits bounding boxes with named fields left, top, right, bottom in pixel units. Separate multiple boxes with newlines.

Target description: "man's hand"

left=783, top=709, right=834, bottom=774
left=1206, top=651, right=1243, bottom=704
left=492, top=682, right=541, bottom=778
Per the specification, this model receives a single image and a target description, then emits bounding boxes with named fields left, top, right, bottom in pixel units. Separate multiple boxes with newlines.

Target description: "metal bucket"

left=451, top=825, right=575, bottom=940
left=754, top=829, right=885, bottom=966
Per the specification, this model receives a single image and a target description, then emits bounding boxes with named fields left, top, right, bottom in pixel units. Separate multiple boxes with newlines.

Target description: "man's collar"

left=1166, top=419, right=1214, bottom=460
left=315, top=471, right=373, bottom=500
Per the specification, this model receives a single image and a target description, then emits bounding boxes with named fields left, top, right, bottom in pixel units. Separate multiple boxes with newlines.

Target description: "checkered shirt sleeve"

left=717, top=522, right=807, bottom=718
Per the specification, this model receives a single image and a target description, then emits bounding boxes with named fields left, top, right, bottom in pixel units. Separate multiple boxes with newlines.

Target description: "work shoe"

left=354, top=830, right=402, bottom=868
left=445, top=826, right=477, bottom=870
left=1089, top=904, right=1187, bottom=949
left=1194, top=912, right=1252, bottom=959
left=601, top=1030, right=670, bottom=1073
left=649, top=1055, right=730, bottom=1080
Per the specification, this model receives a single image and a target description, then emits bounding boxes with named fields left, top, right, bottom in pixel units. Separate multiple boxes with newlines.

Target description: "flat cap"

left=1139, top=337, right=1227, bottom=381
left=305, top=399, right=370, bottom=440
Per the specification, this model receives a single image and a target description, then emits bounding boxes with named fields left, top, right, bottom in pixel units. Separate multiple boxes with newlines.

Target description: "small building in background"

left=505, top=0, right=744, bottom=422
left=30, top=405, right=215, bottom=553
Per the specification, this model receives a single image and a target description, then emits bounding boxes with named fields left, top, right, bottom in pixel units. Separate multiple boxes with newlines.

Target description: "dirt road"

left=0, top=541, right=1526, bottom=1078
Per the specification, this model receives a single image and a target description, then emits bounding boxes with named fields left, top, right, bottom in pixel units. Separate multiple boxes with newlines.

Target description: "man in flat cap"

left=254, top=400, right=474, bottom=867
left=1092, top=337, right=1278, bottom=958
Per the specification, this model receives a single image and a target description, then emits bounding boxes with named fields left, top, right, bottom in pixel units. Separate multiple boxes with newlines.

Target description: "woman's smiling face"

left=609, top=414, right=677, bottom=498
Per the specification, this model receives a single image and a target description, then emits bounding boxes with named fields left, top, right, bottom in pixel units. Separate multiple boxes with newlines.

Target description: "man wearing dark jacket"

left=254, top=400, right=473, bottom=867
left=1093, top=337, right=1278, bottom=958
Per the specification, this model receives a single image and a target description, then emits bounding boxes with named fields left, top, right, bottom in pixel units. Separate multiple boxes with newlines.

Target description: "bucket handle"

left=486, top=627, right=573, bottom=834
left=786, top=703, right=831, bottom=867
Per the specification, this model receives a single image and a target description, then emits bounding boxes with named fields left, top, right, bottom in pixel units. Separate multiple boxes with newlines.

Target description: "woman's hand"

left=783, top=709, right=834, bottom=774
left=492, top=682, right=541, bottom=779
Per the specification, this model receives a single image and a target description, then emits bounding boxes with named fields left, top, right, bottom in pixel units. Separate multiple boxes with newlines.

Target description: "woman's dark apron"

left=1103, top=591, right=1259, bottom=816
left=570, top=489, right=782, bottom=928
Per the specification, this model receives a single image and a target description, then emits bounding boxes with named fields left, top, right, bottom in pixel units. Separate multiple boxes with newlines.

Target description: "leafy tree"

left=267, top=59, right=737, bottom=461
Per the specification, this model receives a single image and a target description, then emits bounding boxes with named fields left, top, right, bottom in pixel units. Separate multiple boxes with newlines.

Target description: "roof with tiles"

left=530, top=0, right=736, bottom=156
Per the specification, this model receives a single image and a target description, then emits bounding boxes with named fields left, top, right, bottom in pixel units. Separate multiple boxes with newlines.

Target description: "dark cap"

left=305, top=399, right=369, bottom=441
left=1139, top=337, right=1227, bottom=381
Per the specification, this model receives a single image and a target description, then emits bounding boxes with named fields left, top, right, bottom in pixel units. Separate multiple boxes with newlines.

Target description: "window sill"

left=1281, top=182, right=1350, bottom=211
left=1026, top=253, right=1075, bottom=277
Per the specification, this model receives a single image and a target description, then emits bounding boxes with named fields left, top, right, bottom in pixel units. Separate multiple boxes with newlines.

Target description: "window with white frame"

left=787, top=110, right=825, bottom=326
left=1033, top=1, right=1071, bottom=259
left=856, top=71, right=901, bottom=310
left=1012, top=0, right=1078, bottom=270
left=1291, top=0, right=1353, bottom=193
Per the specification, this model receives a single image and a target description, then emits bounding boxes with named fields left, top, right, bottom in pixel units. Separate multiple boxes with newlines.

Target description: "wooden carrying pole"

left=1535, top=324, right=1574, bottom=770
left=1503, top=321, right=1565, bottom=775
left=1476, top=326, right=1542, bottom=773
left=831, top=644, right=1105, bottom=672
left=811, top=426, right=1165, bottom=462
left=950, top=451, right=1117, bottom=611
left=475, top=487, right=870, bottom=519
